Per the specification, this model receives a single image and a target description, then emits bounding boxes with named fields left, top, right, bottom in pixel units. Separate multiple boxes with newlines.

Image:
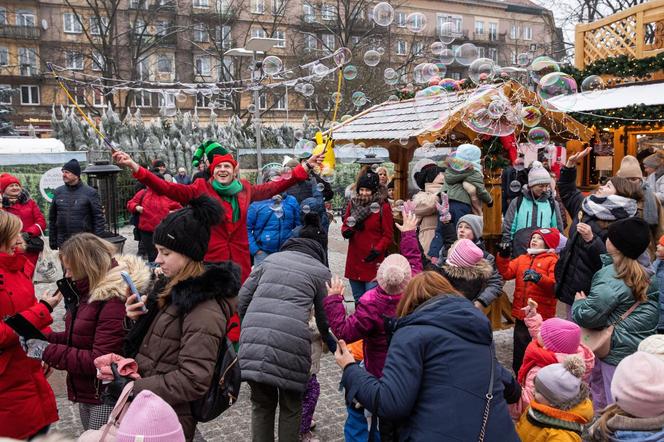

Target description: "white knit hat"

left=528, top=161, right=551, bottom=187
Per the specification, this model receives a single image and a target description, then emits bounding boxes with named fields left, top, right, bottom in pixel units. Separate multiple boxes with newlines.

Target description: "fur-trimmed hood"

left=441, top=258, right=493, bottom=281
left=89, top=254, right=151, bottom=303
left=170, top=261, right=241, bottom=315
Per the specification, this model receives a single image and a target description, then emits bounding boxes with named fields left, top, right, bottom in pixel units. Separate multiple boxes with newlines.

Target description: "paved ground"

left=47, top=219, right=516, bottom=441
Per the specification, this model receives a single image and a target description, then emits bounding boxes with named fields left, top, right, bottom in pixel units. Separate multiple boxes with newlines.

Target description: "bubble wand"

left=46, top=62, right=118, bottom=153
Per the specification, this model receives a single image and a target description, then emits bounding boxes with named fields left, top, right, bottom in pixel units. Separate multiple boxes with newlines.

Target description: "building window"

left=478, top=46, right=485, bottom=58
left=489, top=22, right=498, bottom=40
left=217, top=0, right=230, bottom=13
left=488, top=48, right=497, bottom=61
left=159, top=92, right=176, bottom=107
left=510, top=50, right=517, bottom=64
left=438, top=15, right=462, bottom=34
left=194, top=55, right=211, bottom=76
left=20, top=85, right=39, bottom=105
left=303, top=4, right=315, bottom=22
left=63, top=13, right=83, bottom=33
left=322, top=33, right=335, bottom=53
left=450, top=72, right=461, bottom=80
left=18, top=48, right=37, bottom=76
left=90, top=17, right=108, bottom=35
left=272, top=0, right=284, bottom=15
left=156, top=20, right=169, bottom=36
left=0, top=85, right=11, bottom=104
left=193, top=0, right=209, bottom=7
left=66, top=51, right=84, bottom=70
left=136, top=58, right=150, bottom=79
left=474, top=21, right=484, bottom=35
left=396, top=40, right=407, bottom=55
left=93, top=89, right=105, bottom=107
left=133, top=19, right=147, bottom=35
left=129, top=0, right=149, bottom=8
left=196, top=92, right=212, bottom=108
left=304, top=34, right=317, bottom=51
left=251, top=0, right=264, bottom=14
left=0, top=8, right=6, bottom=25
left=274, top=30, right=286, bottom=47
left=523, top=26, right=532, bottom=40
left=134, top=90, right=152, bottom=107
left=251, top=28, right=267, bottom=39
left=218, top=56, right=234, bottom=81
left=258, top=94, right=267, bottom=110
left=409, top=13, right=424, bottom=32
left=396, top=11, right=406, bottom=27
left=193, top=24, right=208, bottom=42
left=510, top=25, right=518, bottom=39
left=217, top=25, right=232, bottom=49
left=0, top=47, right=8, bottom=66
left=321, top=4, right=335, bottom=21
left=157, top=55, right=172, bottom=73
left=413, top=41, right=424, bottom=55
left=275, top=94, right=286, bottom=110
left=351, top=35, right=360, bottom=46
left=17, top=10, right=35, bottom=27
left=91, top=50, right=104, bottom=71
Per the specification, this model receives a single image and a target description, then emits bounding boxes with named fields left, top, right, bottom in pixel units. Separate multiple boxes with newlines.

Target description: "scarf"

left=581, top=194, right=637, bottom=221
left=527, top=248, right=555, bottom=256
left=212, top=179, right=243, bottom=222
left=518, top=340, right=559, bottom=384
left=642, top=188, right=659, bottom=226
left=530, top=400, right=590, bottom=424
left=349, top=193, right=379, bottom=224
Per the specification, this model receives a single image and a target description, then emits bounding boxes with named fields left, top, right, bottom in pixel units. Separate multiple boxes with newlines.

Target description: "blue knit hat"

left=448, top=144, right=482, bottom=172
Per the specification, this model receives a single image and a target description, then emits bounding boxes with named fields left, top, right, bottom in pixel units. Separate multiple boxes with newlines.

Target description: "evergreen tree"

left=0, top=87, right=17, bottom=135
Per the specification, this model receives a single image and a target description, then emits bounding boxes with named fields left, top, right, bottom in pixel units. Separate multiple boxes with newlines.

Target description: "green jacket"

left=572, top=255, right=660, bottom=366
left=444, top=168, right=492, bottom=206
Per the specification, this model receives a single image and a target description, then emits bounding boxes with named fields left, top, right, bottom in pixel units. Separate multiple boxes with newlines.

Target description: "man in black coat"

left=48, top=159, right=106, bottom=249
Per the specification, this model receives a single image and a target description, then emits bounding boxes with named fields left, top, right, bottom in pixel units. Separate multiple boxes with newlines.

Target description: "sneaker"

left=300, top=432, right=320, bottom=442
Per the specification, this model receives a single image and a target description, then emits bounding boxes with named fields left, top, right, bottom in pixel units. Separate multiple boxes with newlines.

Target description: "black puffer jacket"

left=48, top=181, right=106, bottom=249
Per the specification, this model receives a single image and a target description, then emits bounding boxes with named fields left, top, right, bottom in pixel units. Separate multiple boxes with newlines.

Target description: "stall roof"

left=548, top=82, right=664, bottom=113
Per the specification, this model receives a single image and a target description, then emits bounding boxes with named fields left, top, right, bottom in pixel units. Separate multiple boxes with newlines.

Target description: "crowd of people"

left=0, top=142, right=663, bottom=442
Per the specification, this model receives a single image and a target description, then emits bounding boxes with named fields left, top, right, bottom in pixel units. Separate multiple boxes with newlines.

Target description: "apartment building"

left=0, top=0, right=561, bottom=134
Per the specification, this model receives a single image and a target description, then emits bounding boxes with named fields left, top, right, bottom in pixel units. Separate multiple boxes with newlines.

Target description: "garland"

left=560, top=53, right=664, bottom=84
left=481, top=137, right=511, bottom=170
left=570, top=104, right=664, bottom=129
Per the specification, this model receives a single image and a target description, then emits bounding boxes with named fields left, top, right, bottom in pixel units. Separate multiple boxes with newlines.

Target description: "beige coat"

left=413, top=182, right=442, bottom=257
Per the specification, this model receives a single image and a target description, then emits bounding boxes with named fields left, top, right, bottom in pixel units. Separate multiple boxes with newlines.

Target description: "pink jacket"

left=323, top=230, right=422, bottom=377
left=509, top=312, right=595, bottom=419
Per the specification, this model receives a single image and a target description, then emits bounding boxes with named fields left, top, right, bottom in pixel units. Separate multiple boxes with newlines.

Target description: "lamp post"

left=224, top=37, right=280, bottom=183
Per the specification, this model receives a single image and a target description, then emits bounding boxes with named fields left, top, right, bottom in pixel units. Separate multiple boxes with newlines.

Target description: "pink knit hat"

left=116, top=390, right=185, bottom=442
left=611, top=351, right=664, bottom=418
left=447, top=239, right=484, bottom=268
left=540, top=318, right=581, bottom=354
left=376, top=253, right=412, bottom=295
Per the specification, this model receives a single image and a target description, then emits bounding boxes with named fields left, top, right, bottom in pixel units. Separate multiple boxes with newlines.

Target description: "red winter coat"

left=42, top=255, right=150, bottom=404
left=133, top=164, right=309, bottom=342
left=0, top=253, right=58, bottom=439
left=342, top=201, right=394, bottom=282
left=496, top=251, right=558, bottom=321
left=4, top=195, right=46, bottom=269
left=127, top=188, right=182, bottom=232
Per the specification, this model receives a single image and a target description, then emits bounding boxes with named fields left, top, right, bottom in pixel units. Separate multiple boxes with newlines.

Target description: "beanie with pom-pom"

left=534, top=355, right=586, bottom=408
left=376, top=254, right=412, bottom=295
left=540, top=317, right=580, bottom=354
left=153, top=195, right=223, bottom=261
left=116, top=390, right=185, bottom=442
left=528, top=161, right=551, bottom=187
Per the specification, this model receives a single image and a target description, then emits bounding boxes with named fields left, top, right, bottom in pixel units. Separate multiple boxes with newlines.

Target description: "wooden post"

left=388, top=143, right=415, bottom=201
left=612, top=126, right=627, bottom=173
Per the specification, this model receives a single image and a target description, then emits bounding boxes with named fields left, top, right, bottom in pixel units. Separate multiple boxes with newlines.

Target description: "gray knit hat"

left=457, top=214, right=483, bottom=241
left=534, top=356, right=586, bottom=408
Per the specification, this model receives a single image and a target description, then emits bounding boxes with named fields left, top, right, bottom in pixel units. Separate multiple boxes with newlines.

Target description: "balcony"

left=472, top=32, right=506, bottom=43
left=193, top=7, right=238, bottom=23
left=436, top=28, right=468, bottom=40
left=130, top=31, right=177, bottom=46
left=0, top=25, right=41, bottom=40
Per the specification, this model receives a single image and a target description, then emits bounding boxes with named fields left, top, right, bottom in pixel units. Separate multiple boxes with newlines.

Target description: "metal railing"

left=0, top=24, right=40, bottom=40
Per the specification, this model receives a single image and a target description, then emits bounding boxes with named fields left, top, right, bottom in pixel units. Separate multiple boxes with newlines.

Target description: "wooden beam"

left=387, top=142, right=415, bottom=201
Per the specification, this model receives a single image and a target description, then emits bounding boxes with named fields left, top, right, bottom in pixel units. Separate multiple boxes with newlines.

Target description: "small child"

left=516, top=356, right=593, bottom=441
left=434, top=238, right=494, bottom=305
left=509, top=299, right=595, bottom=419
left=443, top=144, right=493, bottom=224
left=496, top=227, right=561, bottom=373
left=654, top=235, right=664, bottom=333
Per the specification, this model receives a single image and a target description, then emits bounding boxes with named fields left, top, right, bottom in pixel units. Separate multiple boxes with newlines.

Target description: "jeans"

left=449, top=200, right=472, bottom=226
left=249, top=381, right=303, bottom=442
left=349, top=280, right=378, bottom=303
left=253, top=250, right=269, bottom=267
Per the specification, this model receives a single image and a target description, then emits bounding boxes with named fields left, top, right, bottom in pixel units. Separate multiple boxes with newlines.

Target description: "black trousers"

left=512, top=319, right=531, bottom=374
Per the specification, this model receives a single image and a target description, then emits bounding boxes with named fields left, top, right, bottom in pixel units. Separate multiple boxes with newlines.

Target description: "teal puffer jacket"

left=572, top=255, right=660, bottom=366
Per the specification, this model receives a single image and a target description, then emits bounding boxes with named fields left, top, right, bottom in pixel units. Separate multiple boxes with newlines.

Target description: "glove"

left=487, top=199, right=494, bottom=208
left=341, top=228, right=354, bottom=239
left=24, top=338, right=49, bottom=359
left=523, top=269, right=542, bottom=283
left=101, top=362, right=132, bottom=406
left=496, top=242, right=512, bottom=258
left=364, top=249, right=380, bottom=262
left=323, top=334, right=338, bottom=354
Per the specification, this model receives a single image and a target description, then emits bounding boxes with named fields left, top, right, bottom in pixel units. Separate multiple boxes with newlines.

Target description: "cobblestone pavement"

left=48, top=220, right=516, bottom=441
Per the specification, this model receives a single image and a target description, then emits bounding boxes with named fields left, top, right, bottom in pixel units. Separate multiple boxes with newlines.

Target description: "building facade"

left=0, top=0, right=561, bottom=135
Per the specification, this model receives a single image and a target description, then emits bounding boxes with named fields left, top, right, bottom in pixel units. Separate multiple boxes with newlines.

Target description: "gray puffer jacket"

left=238, top=237, right=332, bottom=392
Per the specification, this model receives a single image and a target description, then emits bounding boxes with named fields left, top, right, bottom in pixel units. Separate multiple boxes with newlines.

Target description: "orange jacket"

left=496, top=252, right=558, bottom=321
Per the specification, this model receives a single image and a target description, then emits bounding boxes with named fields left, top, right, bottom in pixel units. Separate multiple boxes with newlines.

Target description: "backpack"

left=190, top=299, right=241, bottom=422
left=511, top=194, right=557, bottom=257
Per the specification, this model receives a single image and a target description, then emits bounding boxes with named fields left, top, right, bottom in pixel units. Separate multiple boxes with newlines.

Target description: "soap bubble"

left=373, top=2, right=394, bottom=26
left=370, top=202, right=380, bottom=213
left=313, top=63, right=330, bottom=77
left=421, top=63, right=440, bottom=82
left=387, top=94, right=399, bottom=102
left=262, top=56, right=283, bottom=76
left=343, top=65, right=358, bottom=80
left=438, top=21, right=456, bottom=44
left=527, top=127, right=550, bottom=145
left=331, top=91, right=342, bottom=103
left=455, top=43, right=479, bottom=66
left=363, top=49, right=381, bottom=67
left=271, top=194, right=283, bottom=204
left=406, top=12, right=426, bottom=33
left=468, top=58, right=495, bottom=85
left=248, top=103, right=256, bottom=113
left=463, top=89, right=519, bottom=137
left=530, top=56, right=559, bottom=83
left=520, top=106, right=542, bottom=127
left=434, top=63, right=447, bottom=78
left=581, top=75, right=605, bottom=93
left=516, top=53, right=532, bottom=67
left=340, top=114, right=352, bottom=122
left=322, top=170, right=336, bottom=183
left=399, top=136, right=409, bottom=145
left=377, top=47, right=385, bottom=56
left=300, top=83, right=315, bottom=97
left=302, top=205, right=311, bottom=214
left=438, top=78, right=459, bottom=92
left=281, top=166, right=292, bottom=180
left=487, top=100, right=506, bottom=119
left=370, top=164, right=379, bottom=172
left=439, top=48, right=455, bottom=65
left=395, top=200, right=405, bottom=212
left=430, top=41, right=445, bottom=56
left=294, top=129, right=304, bottom=140
left=509, top=180, right=522, bottom=193
left=333, top=47, right=352, bottom=66
left=383, top=68, right=398, bottom=85
left=303, top=140, right=317, bottom=151
left=352, top=91, right=367, bottom=107
left=273, top=207, right=284, bottom=218
left=316, top=182, right=325, bottom=192
left=175, top=90, right=188, bottom=103
left=537, top=72, right=578, bottom=102
left=346, top=216, right=357, bottom=227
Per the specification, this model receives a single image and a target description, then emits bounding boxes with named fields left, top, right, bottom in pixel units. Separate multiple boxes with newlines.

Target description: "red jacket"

left=342, top=201, right=394, bottom=282
left=0, top=253, right=58, bottom=439
left=496, top=252, right=558, bottom=321
left=127, top=188, right=182, bottom=232
left=5, top=196, right=46, bottom=268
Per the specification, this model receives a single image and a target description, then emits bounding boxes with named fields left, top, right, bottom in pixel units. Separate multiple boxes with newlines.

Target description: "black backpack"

left=190, top=299, right=241, bottom=422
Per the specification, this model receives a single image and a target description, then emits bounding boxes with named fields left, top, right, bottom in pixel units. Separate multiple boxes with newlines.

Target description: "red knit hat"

left=209, top=153, right=237, bottom=173
left=532, top=227, right=560, bottom=250
left=0, top=173, right=20, bottom=193
left=658, top=234, right=664, bottom=247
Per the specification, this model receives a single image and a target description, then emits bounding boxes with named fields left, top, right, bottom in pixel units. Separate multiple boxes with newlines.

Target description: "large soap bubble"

left=527, top=127, right=550, bottom=145
left=372, top=2, right=394, bottom=26
left=530, top=56, right=559, bottom=83
left=516, top=52, right=532, bottom=67
left=581, top=75, right=605, bottom=93
left=333, top=47, right=352, bottom=66
left=352, top=91, right=367, bottom=107
left=537, top=72, right=578, bottom=102
left=463, top=88, right=519, bottom=136
left=262, top=56, right=283, bottom=76
left=363, top=49, right=381, bottom=67
left=455, top=43, right=479, bottom=66
left=343, top=65, right=358, bottom=80
left=384, top=68, right=398, bottom=85
left=300, top=83, right=315, bottom=97
left=439, top=48, right=455, bottom=65
left=468, top=58, right=495, bottom=85
left=430, top=41, right=444, bottom=56
left=406, top=12, right=426, bottom=33
left=438, top=21, right=456, bottom=44
left=520, top=105, right=542, bottom=127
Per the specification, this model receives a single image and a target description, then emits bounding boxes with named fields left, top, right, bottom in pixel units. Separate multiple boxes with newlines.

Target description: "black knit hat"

left=62, top=159, right=81, bottom=177
left=153, top=196, right=223, bottom=261
left=299, top=212, right=326, bottom=248
left=357, top=171, right=379, bottom=193
left=607, top=217, right=650, bottom=260
left=414, top=165, right=444, bottom=190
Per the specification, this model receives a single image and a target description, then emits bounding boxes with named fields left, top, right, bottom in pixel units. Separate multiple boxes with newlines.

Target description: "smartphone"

left=121, top=271, right=146, bottom=312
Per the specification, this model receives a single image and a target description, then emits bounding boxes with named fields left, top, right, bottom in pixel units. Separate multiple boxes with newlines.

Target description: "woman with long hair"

left=0, top=211, right=59, bottom=439
left=335, top=271, right=520, bottom=441
left=124, top=196, right=241, bottom=441
left=572, top=217, right=659, bottom=411
left=23, top=232, right=150, bottom=431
